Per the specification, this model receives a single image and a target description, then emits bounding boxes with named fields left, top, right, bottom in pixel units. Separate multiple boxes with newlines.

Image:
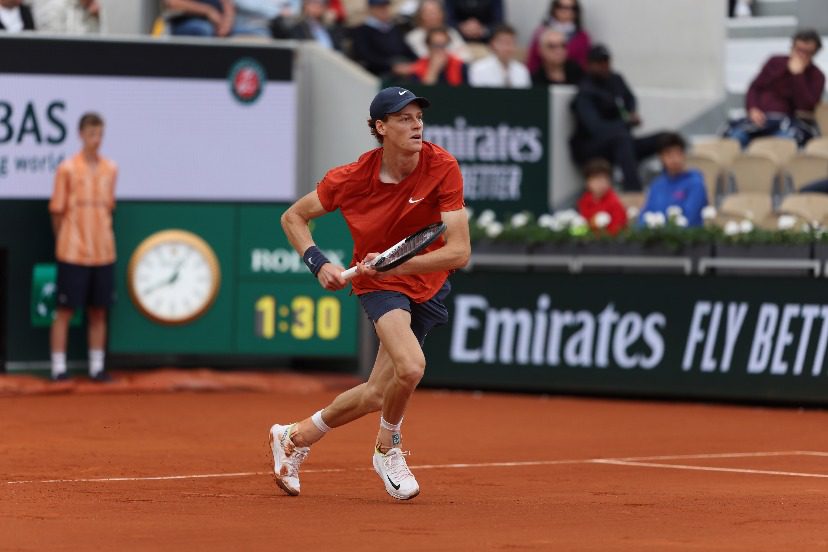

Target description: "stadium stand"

left=805, top=136, right=828, bottom=157
left=785, top=153, right=828, bottom=191
left=717, top=191, right=774, bottom=224
left=746, top=136, right=798, bottom=165
left=686, top=152, right=724, bottom=207
left=691, top=137, right=741, bottom=167
left=727, top=152, right=779, bottom=196
left=775, top=192, right=828, bottom=226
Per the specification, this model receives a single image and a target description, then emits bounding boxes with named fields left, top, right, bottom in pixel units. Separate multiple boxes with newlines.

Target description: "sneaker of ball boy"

left=373, top=447, right=420, bottom=500
left=269, top=424, right=310, bottom=496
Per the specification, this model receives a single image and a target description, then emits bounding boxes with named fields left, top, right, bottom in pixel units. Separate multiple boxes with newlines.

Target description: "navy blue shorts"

left=358, top=280, right=452, bottom=345
left=56, top=262, right=116, bottom=309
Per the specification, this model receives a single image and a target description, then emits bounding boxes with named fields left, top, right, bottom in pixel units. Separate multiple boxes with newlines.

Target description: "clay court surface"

left=3, top=371, right=828, bottom=551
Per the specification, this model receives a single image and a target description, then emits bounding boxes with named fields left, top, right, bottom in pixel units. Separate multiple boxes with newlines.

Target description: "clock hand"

left=142, top=255, right=190, bottom=295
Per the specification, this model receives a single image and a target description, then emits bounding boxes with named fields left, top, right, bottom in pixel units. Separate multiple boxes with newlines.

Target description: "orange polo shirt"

left=48, top=152, right=117, bottom=266
left=316, top=142, right=465, bottom=303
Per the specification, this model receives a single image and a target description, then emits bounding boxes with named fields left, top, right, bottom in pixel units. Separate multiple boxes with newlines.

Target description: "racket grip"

left=341, top=266, right=358, bottom=281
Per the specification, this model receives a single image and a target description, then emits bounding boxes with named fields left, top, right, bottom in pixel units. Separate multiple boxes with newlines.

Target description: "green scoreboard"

left=108, top=203, right=358, bottom=357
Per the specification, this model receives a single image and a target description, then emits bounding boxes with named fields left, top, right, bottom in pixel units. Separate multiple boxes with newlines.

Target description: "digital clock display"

left=236, top=282, right=358, bottom=355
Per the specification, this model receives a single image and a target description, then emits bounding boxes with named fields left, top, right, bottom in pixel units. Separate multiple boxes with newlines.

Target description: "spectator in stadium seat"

left=405, top=0, right=470, bottom=62
left=0, top=0, right=35, bottom=31
left=410, top=26, right=467, bottom=86
left=639, top=133, right=708, bottom=227
left=30, top=0, right=99, bottom=33
left=570, top=44, right=670, bottom=191
left=723, top=29, right=825, bottom=148
left=267, top=0, right=344, bottom=22
left=468, top=23, right=530, bottom=88
left=270, top=0, right=345, bottom=50
left=166, top=0, right=232, bottom=36
left=351, top=0, right=417, bottom=79
left=49, top=113, right=117, bottom=383
left=530, top=28, right=582, bottom=87
left=443, top=0, right=502, bottom=43
left=576, top=158, right=628, bottom=235
left=526, top=0, right=590, bottom=73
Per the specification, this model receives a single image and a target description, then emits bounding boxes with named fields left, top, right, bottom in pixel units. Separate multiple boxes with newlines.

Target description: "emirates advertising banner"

left=423, top=271, right=828, bottom=405
left=406, top=85, right=549, bottom=216
left=0, top=37, right=296, bottom=201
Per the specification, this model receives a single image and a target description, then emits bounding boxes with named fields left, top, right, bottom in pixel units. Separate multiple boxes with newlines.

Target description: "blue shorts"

left=358, top=280, right=452, bottom=345
left=56, top=262, right=115, bottom=309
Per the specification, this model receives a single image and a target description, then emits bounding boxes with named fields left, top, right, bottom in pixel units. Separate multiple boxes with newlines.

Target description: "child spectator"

left=410, top=26, right=468, bottom=86
left=468, top=24, right=530, bottom=88
left=527, top=0, right=590, bottom=73
left=406, top=0, right=470, bottom=62
left=723, top=29, right=824, bottom=148
left=30, top=0, right=99, bottom=34
left=0, top=0, right=35, bottom=31
left=639, top=133, right=708, bottom=227
left=351, top=0, right=417, bottom=78
left=443, top=0, right=502, bottom=43
left=577, top=158, right=628, bottom=235
left=531, top=28, right=583, bottom=86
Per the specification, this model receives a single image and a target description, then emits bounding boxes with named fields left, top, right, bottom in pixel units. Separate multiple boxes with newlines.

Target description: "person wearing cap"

left=351, top=0, right=418, bottom=78
left=569, top=43, right=670, bottom=191
left=269, top=87, right=470, bottom=501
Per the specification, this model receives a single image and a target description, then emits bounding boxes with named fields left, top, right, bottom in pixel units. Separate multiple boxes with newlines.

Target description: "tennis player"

left=270, top=86, right=470, bottom=500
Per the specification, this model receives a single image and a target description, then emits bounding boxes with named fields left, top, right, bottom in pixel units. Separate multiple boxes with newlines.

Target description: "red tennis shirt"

left=316, top=141, right=465, bottom=302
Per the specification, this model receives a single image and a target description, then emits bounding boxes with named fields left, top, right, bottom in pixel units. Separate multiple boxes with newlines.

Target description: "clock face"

left=127, top=230, right=221, bottom=325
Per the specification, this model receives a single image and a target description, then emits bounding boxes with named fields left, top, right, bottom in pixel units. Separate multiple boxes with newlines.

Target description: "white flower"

left=484, top=221, right=503, bottom=238
left=675, top=215, right=689, bottom=228
left=593, top=211, right=611, bottom=229
left=777, top=215, right=796, bottom=231
left=477, top=209, right=496, bottom=227
left=570, top=214, right=588, bottom=230
left=537, top=213, right=555, bottom=229
left=510, top=212, right=530, bottom=228
left=643, top=211, right=666, bottom=228
left=739, top=219, right=754, bottom=234
left=667, top=205, right=683, bottom=219
left=556, top=209, right=578, bottom=225
left=701, top=206, right=717, bottom=220
left=723, top=220, right=740, bottom=236
left=626, top=206, right=640, bottom=221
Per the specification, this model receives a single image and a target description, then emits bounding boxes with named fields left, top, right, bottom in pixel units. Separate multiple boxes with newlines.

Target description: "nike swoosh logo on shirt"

left=408, top=197, right=425, bottom=204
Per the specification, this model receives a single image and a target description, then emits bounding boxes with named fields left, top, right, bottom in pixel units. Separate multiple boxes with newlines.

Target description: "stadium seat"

left=785, top=154, right=828, bottom=191
left=804, top=136, right=828, bottom=158
left=686, top=153, right=723, bottom=206
left=727, top=153, right=779, bottom=196
left=816, top=103, right=828, bottom=137
left=617, top=191, right=645, bottom=210
left=747, top=136, right=797, bottom=165
left=718, top=192, right=773, bottom=223
left=775, top=193, right=828, bottom=227
left=691, top=138, right=741, bottom=166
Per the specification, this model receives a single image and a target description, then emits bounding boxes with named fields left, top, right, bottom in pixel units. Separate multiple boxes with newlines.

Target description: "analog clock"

left=127, top=229, right=221, bottom=325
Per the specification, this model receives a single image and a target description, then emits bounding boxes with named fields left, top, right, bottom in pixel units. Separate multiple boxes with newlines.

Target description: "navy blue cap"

left=368, top=0, right=391, bottom=5
left=369, top=87, right=431, bottom=121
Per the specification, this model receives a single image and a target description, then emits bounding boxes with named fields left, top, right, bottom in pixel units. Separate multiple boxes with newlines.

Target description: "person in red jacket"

left=411, top=27, right=468, bottom=86
left=576, top=158, right=628, bottom=235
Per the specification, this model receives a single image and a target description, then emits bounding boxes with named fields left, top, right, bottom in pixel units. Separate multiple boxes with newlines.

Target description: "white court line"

left=5, top=451, right=827, bottom=485
left=594, top=459, right=828, bottom=480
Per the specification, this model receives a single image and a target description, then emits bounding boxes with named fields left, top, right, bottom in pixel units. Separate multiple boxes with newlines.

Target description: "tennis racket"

left=341, top=222, right=447, bottom=281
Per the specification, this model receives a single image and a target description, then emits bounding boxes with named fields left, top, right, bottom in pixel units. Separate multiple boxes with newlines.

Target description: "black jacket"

left=350, top=23, right=416, bottom=76
left=0, top=5, right=35, bottom=31
left=570, top=72, right=637, bottom=146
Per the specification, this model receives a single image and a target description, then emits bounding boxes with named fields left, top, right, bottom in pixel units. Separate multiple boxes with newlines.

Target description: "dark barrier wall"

left=423, top=270, right=828, bottom=405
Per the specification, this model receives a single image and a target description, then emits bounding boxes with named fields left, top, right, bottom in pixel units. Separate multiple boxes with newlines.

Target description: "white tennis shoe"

left=269, top=424, right=309, bottom=496
left=373, top=447, right=420, bottom=500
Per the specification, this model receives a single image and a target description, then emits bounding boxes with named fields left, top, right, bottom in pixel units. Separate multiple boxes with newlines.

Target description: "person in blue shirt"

left=639, top=132, right=708, bottom=227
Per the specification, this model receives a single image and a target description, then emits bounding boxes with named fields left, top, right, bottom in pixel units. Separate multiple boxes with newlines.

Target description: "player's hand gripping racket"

left=340, top=222, right=447, bottom=281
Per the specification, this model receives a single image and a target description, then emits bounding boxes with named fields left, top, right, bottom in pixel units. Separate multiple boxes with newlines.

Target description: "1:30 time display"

left=254, top=294, right=341, bottom=341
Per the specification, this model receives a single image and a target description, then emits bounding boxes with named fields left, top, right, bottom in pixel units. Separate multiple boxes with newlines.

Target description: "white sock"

left=89, top=349, right=105, bottom=377
left=51, top=352, right=67, bottom=378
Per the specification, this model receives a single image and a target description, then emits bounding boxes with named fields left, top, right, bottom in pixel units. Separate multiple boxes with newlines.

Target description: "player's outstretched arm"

left=281, top=191, right=347, bottom=291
